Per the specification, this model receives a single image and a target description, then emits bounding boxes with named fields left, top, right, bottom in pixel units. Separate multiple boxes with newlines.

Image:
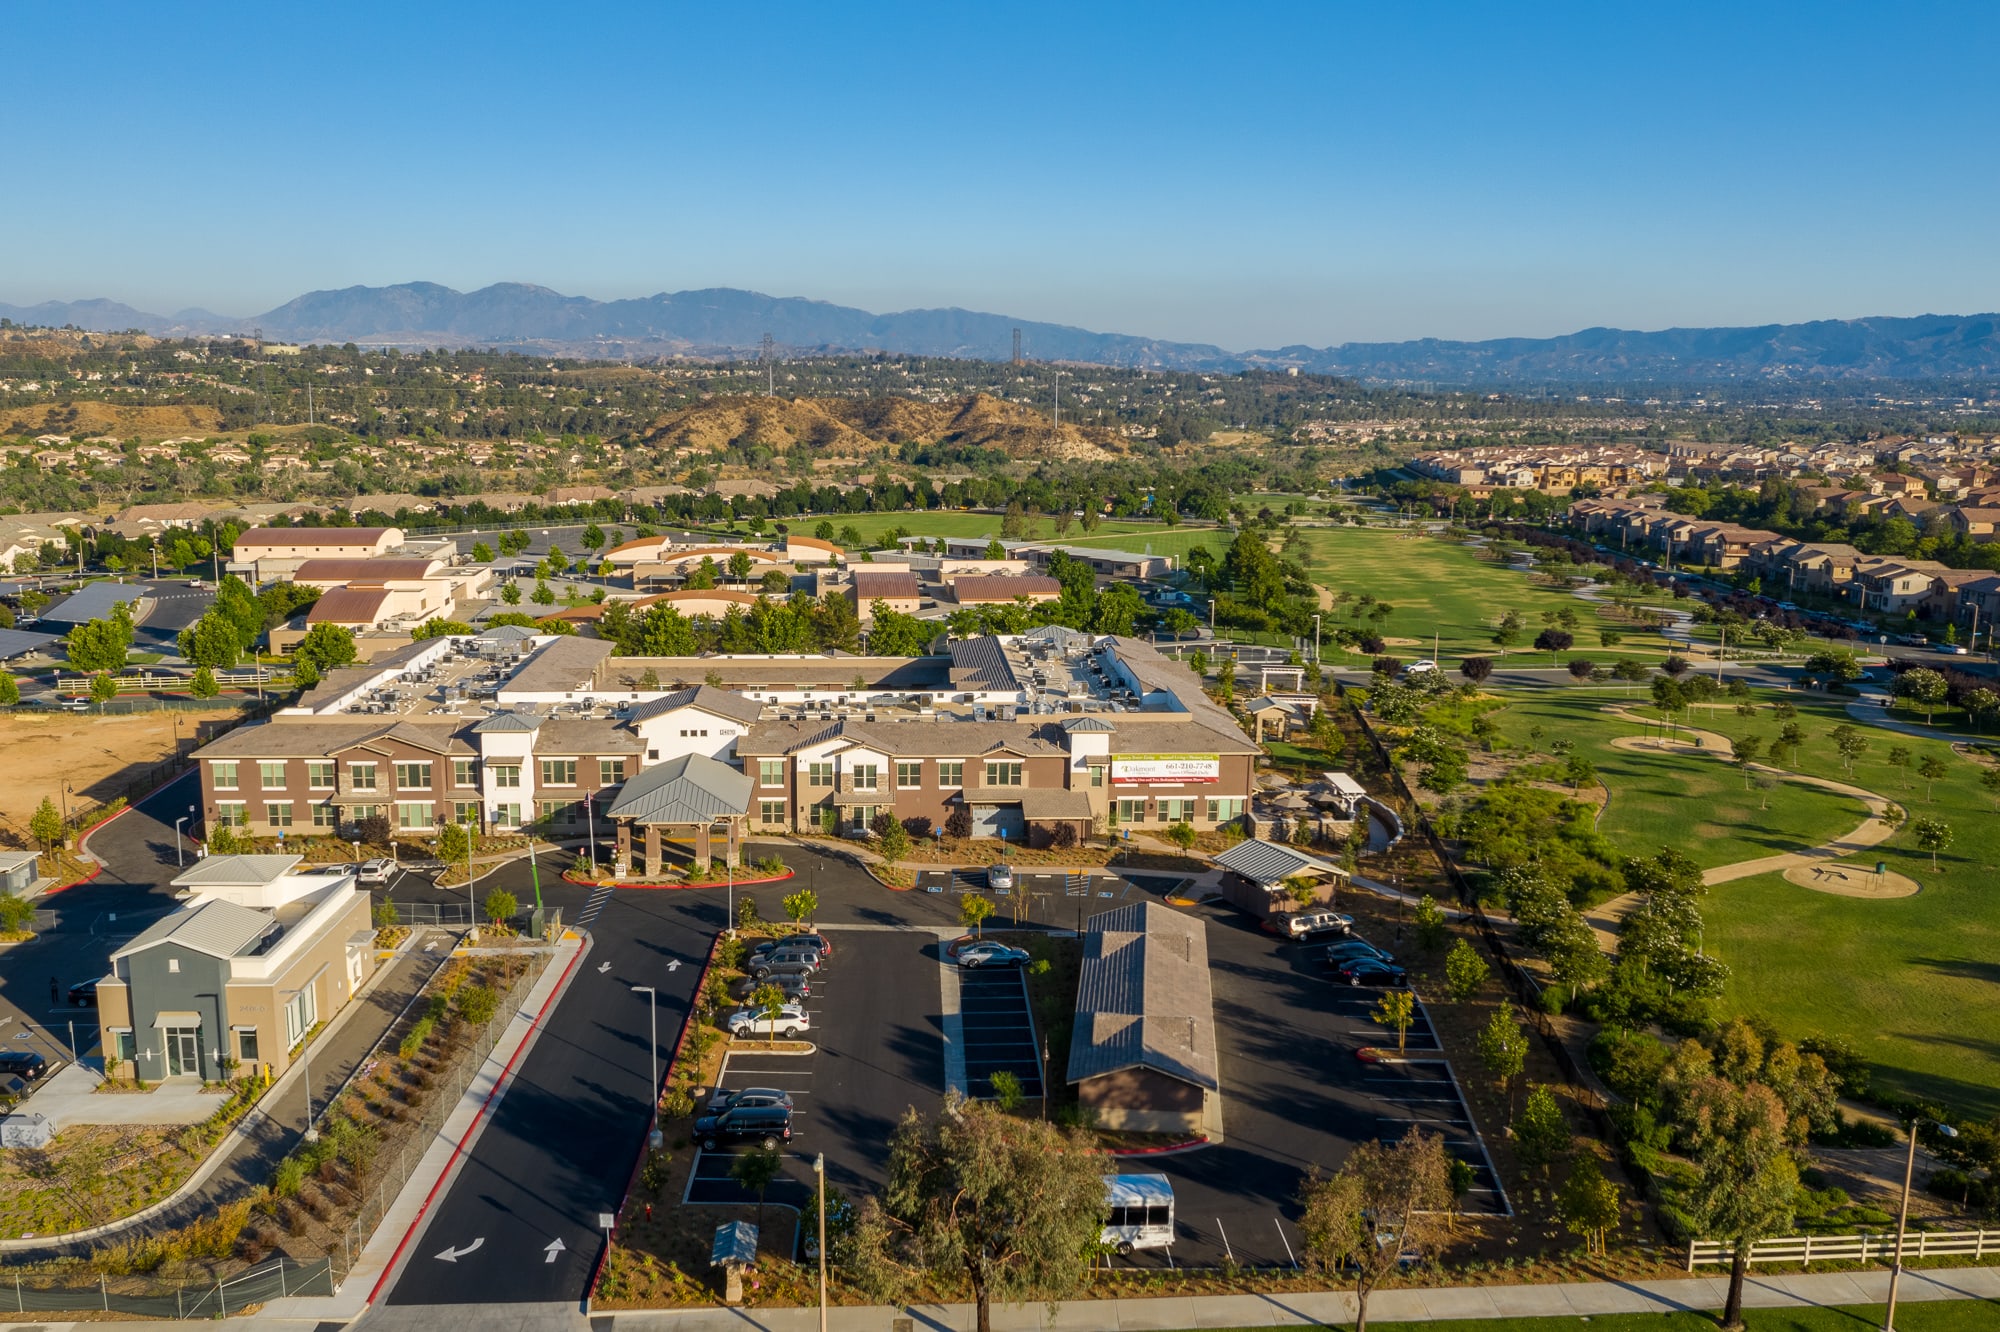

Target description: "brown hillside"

left=636, top=393, right=1119, bottom=462
left=1, top=400, right=222, bottom=437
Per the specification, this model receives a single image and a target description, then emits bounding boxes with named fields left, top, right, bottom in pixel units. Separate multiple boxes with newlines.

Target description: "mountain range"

left=7, top=282, right=2000, bottom=384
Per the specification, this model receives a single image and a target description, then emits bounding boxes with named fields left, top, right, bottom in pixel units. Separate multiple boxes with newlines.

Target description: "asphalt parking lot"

left=1105, top=898, right=1505, bottom=1270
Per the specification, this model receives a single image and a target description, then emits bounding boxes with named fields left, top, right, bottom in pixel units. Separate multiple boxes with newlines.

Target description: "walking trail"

left=1581, top=704, right=1910, bottom=946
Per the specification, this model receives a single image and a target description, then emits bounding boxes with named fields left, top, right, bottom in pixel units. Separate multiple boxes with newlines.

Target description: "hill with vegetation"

left=636, top=393, right=1123, bottom=462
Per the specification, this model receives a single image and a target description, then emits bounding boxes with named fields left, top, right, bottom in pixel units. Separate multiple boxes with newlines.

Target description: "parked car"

left=694, top=1103, right=794, bottom=1152
left=0, top=1075, right=28, bottom=1107
left=357, top=858, right=396, bottom=884
left=749, top=947, right=822, bottom=978
left=733, top=972, right=811, bottom=1002
left=956, top=941, right=1030, bottom=969
left=1323, top=940, right=1394, bottom=966
left=66, top=979, right=98, bottom=1008
left=1336, top=958, right=1409, bottom=987
left=745, top=961, right=818, bottom=992
left=728, top=1004, right=810, bottom=1039
left=986, top=863, right=1015, bottom=891
left=299, top=864, right=355, bottom=878
left=706, top=1086, right=794, bottom=1112
left=774, top=932, right=833, bottom=958
left=1281, top=909, right=1354, bottom=939
left=1402, top=659, right=1438, bottom=675
left=0, top=1051, right=48, bottom=1081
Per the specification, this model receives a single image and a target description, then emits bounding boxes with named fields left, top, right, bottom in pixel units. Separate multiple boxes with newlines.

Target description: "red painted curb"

left=367, top=934, right=590, bottom=1306
left=560, top=869, right=796, bottom=891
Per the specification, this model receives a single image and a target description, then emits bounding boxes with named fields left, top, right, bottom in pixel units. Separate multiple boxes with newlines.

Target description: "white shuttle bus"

left=1101, top=1173, right=1175, bottom=1254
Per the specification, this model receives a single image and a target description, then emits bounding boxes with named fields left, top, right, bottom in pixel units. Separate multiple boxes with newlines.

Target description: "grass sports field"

left=1499, top=687, right=2000, bottom=1117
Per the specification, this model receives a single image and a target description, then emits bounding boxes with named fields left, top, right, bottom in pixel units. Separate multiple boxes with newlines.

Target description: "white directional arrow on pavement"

left=666, top=958, right=681, bottom=972
left=544, top=1237, right=566, bottom=1264
left=434, top=1237, right=485, bottom=1262
left=598, top=961, right=612, bottom=974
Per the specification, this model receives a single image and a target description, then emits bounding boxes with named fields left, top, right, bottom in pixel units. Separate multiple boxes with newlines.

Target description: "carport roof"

left=0, top=627, right=59, bottom=659
left=1213, top=839, right=1343, bottom=885
left=604, top=752, right=752, bottom=825
left=43, top=582, right=144, bottom=625
left=1068, top=900, right=1218, bottom=1092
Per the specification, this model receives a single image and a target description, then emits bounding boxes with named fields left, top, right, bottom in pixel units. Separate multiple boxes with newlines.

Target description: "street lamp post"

left=1884, top=1117, right=1958, bottom=1331
left=813, top=1152, right=828, bottom=1332
left=1207, top=599, right=1215, bottom=633
left=280, top=981, right=320, bottom=1142
left=631, top=985, right=659, bottom=1110
left=174, top=816, right=190, bottom=867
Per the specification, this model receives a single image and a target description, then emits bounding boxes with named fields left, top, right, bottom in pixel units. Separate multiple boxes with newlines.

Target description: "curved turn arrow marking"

left=434, top=1237, right=485, bottom=1262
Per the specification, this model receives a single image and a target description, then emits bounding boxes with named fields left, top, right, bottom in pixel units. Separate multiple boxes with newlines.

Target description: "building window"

left=284, top=986, right=317, bottom=1048
left=211, top=762, right=239, bottom=791
left=395, top=762, right=432, bottom=790
left=348, top=762, right=378, bottom=791
left=452, top=801, right=481, bottom=826
left=109, top=1029, right=135, bottom=1062
left=236, top=1028, right=260, bottom=1063
left=851, top=805, right=878, bottom=831
left=896, top=761, right=922, bottom=790
left=937, top=761, right=963, bottom=789
left=1116, top=798, right=1147, bottom=825
left=1161, top=798, right=1196, bottom=823
left=312, top=803, right=339, bottom=829
left=493, top=803, right=522, bottom=829
left=808, top=762, right=833, bottom=788
left=259, top=762, right=287, bottom=790
left=216, top=802, right=248, bottom=828
left=536, top=799, right=579, bottom=826
left=307, top=762, right=335, bottom=791
left=599, top=757, right=627, bottom=786
left=168, top=957, right=180, bottom=974
left=758, top=759, right=786, bottom=787
left=490, top=764, right=522, bottom=788
left=348, top=804, right=379, bottom=825
left=396, top=801, right=433, bottom=830
left=266, top=802, right=294, bottom=828
left=983, top=761, right=1023, bottom=787
left=1090, top=765, right=1105, bottom=788
left=453, top=758, right=478, bottom=788
left=851, top=764, right=879, bottom=792
left=539, top=759, right=577, bottom=787
left=760, top=798, right=786, bottom=826
left=1206, top=798, right=1245, bottom=823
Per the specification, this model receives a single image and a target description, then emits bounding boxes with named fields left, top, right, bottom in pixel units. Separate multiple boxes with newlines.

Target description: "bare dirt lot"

left=0, top=710, right=245, bottom=839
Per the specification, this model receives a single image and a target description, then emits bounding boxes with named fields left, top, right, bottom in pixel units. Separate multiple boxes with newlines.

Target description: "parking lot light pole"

left=632, top=985, right=658, bottom=1108
left=174, top=816, right=190, bottom=867
left=813, top=1152, right=827, bottom=1332
left=1885, top=1118, right=1958, bottom=1330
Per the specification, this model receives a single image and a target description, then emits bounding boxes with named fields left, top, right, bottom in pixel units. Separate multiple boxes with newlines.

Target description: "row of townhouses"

left=1569, top=497, right=2000, bottom=625
left=187, top=627, right=1259, bottom=873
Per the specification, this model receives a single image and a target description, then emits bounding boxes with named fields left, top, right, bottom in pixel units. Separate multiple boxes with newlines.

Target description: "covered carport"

left=1211, top=839, right=1349, bottom=921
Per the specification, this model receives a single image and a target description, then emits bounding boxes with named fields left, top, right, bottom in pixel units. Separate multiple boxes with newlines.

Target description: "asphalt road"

left=0, top=771, right=203, bottom=1062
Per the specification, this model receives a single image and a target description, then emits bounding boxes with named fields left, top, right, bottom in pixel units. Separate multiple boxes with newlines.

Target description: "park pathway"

left=1580, top=704, right=1902, bottom=947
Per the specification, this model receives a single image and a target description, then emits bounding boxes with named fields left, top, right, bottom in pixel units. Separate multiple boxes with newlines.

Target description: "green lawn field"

left=1294, top=529, right=1684, bottom=663
left=1338, top=1301, right=2000, bottom=1332
left=1498, top=687, right=2000, bottom=1116
left=1480, top=693, right=1866, bottom=874
left=1613, top=693, right=2000, bottom=1116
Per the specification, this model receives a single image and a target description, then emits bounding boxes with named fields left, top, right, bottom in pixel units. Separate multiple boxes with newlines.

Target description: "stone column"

left=644, top=825, right=661, bottom=878
left=725, top=819, right=740, bottom=869
left=695, top=822, right=712, bottom=868
left=615, top=822, right=631, bottom=875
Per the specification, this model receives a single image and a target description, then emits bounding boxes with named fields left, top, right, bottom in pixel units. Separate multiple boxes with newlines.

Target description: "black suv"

left=0, top=1051, right=46, bottom=1081
left=694, top=1103, right=794, bottom=1153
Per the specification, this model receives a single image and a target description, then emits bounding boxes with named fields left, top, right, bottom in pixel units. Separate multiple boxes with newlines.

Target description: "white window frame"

left=258, top=762, right=287, bottom=791
left=265, top=801, right=293, bottom=828
left=937, top=761, right=964, bottom=789
left=490, top=764, right=522, bottom=789
left=984, top=761, right=1023, bottom=788
left=306, top=762, right=336, bottom=791
left=539, top=758, right=578, bottom=787
left=851, top=763, right=879, bottom=792
left=759, top=798, right=786, bottom=826
left=453, top=758, right=478, bottom=788
left=599, top=757, right=627, bottom=786
left=284, top=986, right=317, bottom=1048
left=395, top=761, right=432, bottom=791
left=348, top=761, right=378, bottom=791
left=758, top=759, right=786, bottom=788
left=211, top=762, right=239, bottom=791
left=216, top=801, right=247, bottom=828
left=896, top=761, right=922, bottom=790
left=395, top=801, right=433, bottom=830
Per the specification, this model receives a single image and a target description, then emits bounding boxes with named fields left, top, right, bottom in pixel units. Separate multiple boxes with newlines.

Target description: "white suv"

left=1281, top=909, right=1354, bottom=939
left=729, top=1004, right=810, bottom=1039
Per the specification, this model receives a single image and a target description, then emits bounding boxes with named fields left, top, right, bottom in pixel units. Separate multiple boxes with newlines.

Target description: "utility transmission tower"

left=1011, top=328, right=1022, bottom=365
left=760, top=333, right=775, bottom=397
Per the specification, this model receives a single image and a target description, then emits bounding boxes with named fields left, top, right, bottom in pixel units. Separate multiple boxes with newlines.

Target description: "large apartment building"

left=186, top=627, right=1258, bottom=857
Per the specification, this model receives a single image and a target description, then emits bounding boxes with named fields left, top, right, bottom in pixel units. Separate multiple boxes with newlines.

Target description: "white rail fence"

left=1688, top=1228, right=2000, bottom=1270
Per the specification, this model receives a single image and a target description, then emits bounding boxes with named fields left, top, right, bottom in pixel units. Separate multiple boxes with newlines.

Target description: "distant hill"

left=10, top=281, right=2000, bottom=383
left=637, top=392, right=1120, bottom=462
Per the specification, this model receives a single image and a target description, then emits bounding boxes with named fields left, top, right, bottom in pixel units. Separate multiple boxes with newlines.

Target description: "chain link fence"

left=321, top=949, right=551, bottom=1284
left=0, top=1256, right=332, bottom=1319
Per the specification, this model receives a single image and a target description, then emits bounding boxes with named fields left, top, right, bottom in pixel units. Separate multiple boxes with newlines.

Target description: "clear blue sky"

left=8, top=1, right=1998, bottom=349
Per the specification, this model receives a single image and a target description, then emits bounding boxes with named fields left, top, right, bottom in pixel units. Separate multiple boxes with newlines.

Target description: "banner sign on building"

left=1111, top=755, right=1220, bottom=784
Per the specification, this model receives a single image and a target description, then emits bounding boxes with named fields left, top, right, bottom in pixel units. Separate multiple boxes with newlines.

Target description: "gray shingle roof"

left=603, top=753, right=752, bottom=825
left=1067, top=901, right=1218, bottom=1092
left=628, top=684, right=766, bottom=726
left=1213, top=838, right=1341, bottom=885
